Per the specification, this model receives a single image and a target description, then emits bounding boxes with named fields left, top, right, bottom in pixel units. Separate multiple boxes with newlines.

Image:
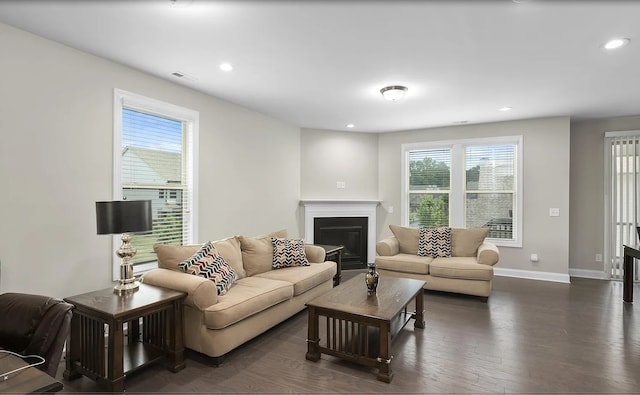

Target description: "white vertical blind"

left=605, top=131, right=640, bottom=281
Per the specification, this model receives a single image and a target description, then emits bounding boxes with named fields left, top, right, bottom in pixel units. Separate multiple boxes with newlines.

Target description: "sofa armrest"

left=477, top=242, right=500, bottom=266
left=142, top=268, right=218, bottom=310
left=376, top=237, right=400, bottom=256
left=305, top=244, right=326, bottom=263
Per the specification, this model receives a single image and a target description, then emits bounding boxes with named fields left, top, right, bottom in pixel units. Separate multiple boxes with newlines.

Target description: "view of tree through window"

left=408, top=149, right=451, bottom=227
left=405, top=137, right=520, bottom=245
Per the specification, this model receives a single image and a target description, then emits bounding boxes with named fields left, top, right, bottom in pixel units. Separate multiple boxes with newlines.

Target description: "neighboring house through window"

left=113, top=89, right=199, bottom=278
left=402, top=136, right=522, bottom=247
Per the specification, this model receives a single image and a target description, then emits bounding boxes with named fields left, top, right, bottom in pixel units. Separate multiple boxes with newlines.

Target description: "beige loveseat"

left=375, top=225, right=499, bottom=301
left=141, top=230, right=336, bottom=364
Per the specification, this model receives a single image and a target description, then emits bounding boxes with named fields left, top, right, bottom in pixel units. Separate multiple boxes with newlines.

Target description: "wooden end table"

left=305, top=274, right=425, bottom=382
left=315, top=244, right=344, bottom=286
left=63, top=283, right=186, bottom=392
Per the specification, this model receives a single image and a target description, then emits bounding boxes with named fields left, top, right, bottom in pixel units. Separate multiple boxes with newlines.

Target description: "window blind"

left=605, top=132, right=640, bottom=281
left=408, top=148, right=451, bottom=227
left=403, top=136, right=522, bottom=247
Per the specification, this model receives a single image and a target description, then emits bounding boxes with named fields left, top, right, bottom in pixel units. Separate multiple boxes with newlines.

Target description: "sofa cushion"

left=375, top=253, right=431, bottom=275
left=389, top=225, right=420, bottom=255
left=451, top=228, right=490, bottom=257
left=178, top=241, right=238, bottom=296
left=154, top=237, right=245, bottom=278
left=203, top=276, right=293, bottom=329
left=272, top=238, right=309, bottom=269
left=418, top=227, right=452, bottom=258
left=255, top=261, right=336, bottom=296
left=155, top=243, right=202, bottom=271
left=239, top=229, right=288, bottom=277
left=211, top=236, right=246, bottom=279
left=429, top=257, right=494, bottom=281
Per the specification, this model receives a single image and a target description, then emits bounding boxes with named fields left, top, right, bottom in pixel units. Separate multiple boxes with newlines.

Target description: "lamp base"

left=113, top=233, right=141, bottom=295
left=113, top=278, right=140, bottom=295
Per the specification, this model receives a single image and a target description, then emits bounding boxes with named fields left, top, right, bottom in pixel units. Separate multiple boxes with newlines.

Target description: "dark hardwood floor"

left=56, top=271, right=640, bottom=393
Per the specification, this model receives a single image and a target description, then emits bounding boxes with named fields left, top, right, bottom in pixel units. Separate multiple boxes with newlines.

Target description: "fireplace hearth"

left=314, top=217, right=367, bottom=270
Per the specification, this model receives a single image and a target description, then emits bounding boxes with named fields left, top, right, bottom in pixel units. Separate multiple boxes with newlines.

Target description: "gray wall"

left=377, top=117, right=571, bottom=278
left=300, top=128, right=378, bottom=199
left=299, top=118, right=571, bottom=278
left=570, top=116, right=640, bottom=275
left=0, top=23, right=301, bottom=298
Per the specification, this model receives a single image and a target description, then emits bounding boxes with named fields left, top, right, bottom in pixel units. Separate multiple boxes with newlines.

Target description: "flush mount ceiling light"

left=380, top=85, right=408, bottom=101
left=604, top=38, right=630, bottom=50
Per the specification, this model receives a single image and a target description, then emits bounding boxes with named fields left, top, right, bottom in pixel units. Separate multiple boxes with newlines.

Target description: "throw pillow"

left=389, top=224, right=420, bottom=255
left=451, top=227, right=490, bottom=257
left=178, top=241, right=238, bottom=296
left=239, top=229, right=288, bottom=276
left=272, top=238, right=310, bottom=269
left=154, top=243, right=202, bottom=271
left=418, top=227, right=452, bottom=258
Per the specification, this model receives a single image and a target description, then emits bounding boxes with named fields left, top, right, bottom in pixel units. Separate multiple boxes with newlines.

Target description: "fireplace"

left=314, top=217, right=368, bottom=269
left=301, top=199, right=380, bottom=267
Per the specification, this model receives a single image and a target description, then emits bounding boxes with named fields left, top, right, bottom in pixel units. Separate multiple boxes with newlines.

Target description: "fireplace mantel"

left=300, top=199, right=381, bottom=264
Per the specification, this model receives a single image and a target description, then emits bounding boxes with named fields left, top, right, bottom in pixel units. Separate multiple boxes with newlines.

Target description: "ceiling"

left=0, top=0, right=638, bottom=133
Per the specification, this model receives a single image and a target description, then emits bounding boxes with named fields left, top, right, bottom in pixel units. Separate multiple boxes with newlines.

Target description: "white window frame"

left=401, top=135, right=523, bottom=248
left=113, top=89, right=199, bottom=279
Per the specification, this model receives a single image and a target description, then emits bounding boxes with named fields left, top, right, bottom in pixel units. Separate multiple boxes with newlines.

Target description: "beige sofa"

left=375, top=225, right=499, bottom=301
left=141, top=230, right=336, bottom=364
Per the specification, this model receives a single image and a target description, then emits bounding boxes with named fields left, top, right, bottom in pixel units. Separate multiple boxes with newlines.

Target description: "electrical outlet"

left=595, top=254, right=603, bottom=262
left=388, top=205, right=394, bottom=213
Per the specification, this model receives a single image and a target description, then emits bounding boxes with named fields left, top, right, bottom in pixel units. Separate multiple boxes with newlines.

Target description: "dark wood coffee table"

left=305, top=274, right=425, bottom=382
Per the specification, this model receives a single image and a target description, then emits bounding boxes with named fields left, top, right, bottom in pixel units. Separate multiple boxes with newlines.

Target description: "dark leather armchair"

left=0, top=292, right=73, bottom=378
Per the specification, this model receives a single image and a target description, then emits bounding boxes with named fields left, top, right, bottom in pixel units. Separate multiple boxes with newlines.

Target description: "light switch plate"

left=549, top=208, right=560, bottom=217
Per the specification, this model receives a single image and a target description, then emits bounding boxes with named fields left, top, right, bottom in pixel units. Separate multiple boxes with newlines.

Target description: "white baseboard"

left=568, top=268, right=607, bottom=280
left=494, top=267, right=571, bottom=283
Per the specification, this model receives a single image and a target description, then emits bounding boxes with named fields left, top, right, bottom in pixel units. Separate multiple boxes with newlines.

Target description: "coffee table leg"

left=414, top=290, right=425, bottom=329
left=376, top=322, right=393, bottom=383
left=305, top=306, right=320, bottom=361
left=168, top=300, right=186, bottom=372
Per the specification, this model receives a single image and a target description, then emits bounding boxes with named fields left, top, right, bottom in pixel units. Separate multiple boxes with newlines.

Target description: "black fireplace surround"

left=313, top=217, right=367, bottom=270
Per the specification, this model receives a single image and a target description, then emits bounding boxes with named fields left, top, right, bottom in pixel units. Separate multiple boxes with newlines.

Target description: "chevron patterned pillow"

left=178, top=241, right=238, bottom=296
left=271, top=238, right=310, bottom=269
left=417, top=227, right=452, bottom=258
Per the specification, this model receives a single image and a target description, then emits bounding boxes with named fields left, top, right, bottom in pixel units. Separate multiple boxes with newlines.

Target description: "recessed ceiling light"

left=499, top=107, right=513, bottom=112
left=453, top=120, right=468, bottom=124
left=219, top=63, right=234, bottom=72
left=346, top=123, right=355, bottom=129
left=169, top=0, right=193, bottom=8
left=604, top=38, right=630, bottom=50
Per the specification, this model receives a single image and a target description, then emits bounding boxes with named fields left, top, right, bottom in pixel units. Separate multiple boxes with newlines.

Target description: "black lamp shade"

left=96, top=200, right=152, bottom=235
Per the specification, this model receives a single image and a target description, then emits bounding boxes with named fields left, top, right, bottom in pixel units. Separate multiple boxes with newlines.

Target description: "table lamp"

left=96, top=200, right=152, bottom=295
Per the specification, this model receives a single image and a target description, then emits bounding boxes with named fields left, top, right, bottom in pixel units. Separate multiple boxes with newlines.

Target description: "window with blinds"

left=113, top=89, right=199, bottom=277
left=408, top=148, right=451, bottom=227
left=403, top=136, right=522, bottom=247
left=604, top=131, right=640, bottom=281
